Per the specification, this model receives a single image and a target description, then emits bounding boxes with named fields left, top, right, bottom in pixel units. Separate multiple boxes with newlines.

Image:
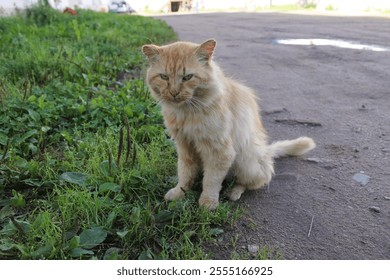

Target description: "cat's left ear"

left=142, top=44, right=161, bottom=62
left=196, top=39, right=216, bottom=63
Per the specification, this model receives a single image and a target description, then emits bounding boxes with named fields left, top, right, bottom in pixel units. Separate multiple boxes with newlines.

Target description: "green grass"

left=0, top=5, right=246, bottom=260
left=325, top=5, right=335, bottom=11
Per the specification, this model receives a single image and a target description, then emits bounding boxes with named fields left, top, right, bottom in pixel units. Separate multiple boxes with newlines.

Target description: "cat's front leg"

left=198, top=141, right=236, bottom=210
left=165, top=139, right=200, bottom=201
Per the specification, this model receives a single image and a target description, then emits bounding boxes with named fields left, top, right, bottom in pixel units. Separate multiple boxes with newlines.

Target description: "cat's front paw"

left=199, top=195, right=219, bottom=210
left=164, top=187, right=185, bottom=201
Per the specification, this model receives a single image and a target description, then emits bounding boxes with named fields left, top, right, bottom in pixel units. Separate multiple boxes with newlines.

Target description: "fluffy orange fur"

left=142, top=39, right=315, bottom=210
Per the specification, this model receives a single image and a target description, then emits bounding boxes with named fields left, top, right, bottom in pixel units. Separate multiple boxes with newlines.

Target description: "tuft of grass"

left=325, top=5, right=335, bottom=11
left=0, top=5, right=243, bottom=260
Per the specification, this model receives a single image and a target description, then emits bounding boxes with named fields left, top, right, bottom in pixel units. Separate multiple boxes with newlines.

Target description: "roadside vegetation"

left=0, top=5, right=243, bottom=259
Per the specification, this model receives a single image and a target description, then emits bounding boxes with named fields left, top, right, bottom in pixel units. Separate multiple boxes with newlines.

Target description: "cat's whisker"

left=186, top=98, right=199, bottom=113
left=193, top=98, right=219, bottom=116
left=189, top=98, right=201, bottom=111
left=185, top=99, right=196, bottom=114
left=190, top=97, right=207, bottom=110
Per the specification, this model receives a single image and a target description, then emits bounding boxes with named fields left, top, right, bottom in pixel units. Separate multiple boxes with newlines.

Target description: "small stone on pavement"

left=353, top=173, right=370, bottom=186
left=247, top=244, right=260, bottom=254
left=369, top=206, right=380, bottom=213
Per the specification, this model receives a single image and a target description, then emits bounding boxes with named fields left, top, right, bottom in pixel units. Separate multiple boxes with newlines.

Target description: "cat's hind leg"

left=228, top=151, right=274, bottom=201
left=227, top=184, right=246, bottom=201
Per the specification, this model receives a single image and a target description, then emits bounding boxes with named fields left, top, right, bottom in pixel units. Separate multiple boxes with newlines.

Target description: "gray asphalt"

left=154, top=12, right=390, bottom=259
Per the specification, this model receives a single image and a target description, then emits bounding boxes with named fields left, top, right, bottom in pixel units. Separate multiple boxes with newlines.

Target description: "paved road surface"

left=155, top=12, right=390, bottom=259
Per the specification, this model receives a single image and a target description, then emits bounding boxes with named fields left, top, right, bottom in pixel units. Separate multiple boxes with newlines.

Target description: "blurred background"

left=1, top=0, right=390, bottom=15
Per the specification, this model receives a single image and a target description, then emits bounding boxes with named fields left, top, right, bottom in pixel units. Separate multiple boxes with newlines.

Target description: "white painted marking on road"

left=274, top=39, right=390, bottom=52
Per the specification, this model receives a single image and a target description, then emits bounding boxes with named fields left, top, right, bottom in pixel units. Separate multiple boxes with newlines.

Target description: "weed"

left=325, top=5, right=335, bottom=11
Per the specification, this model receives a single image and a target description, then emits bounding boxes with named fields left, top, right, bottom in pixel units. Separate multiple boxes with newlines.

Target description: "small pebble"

left=384, top=196, right=390, bottom=201
left=359, top=104, right=367, bottom=110
left=369, top=206, right=380, bottom=213
left=247, top=245, right=260, bottom=254
left=353, top=173, right=370, bottom=186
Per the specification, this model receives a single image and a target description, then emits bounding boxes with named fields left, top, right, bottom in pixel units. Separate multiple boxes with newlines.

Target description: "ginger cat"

left=142, top=39, right=315, bottom=210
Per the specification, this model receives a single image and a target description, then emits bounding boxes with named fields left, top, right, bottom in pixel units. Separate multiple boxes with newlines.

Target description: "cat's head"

left=142, top=39, right=217, bottom=108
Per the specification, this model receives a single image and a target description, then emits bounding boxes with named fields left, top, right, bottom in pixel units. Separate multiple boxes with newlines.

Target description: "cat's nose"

left=170, top=90, right=180, bottom=97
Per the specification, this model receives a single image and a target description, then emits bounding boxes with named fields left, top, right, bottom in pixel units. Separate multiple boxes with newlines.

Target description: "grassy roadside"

left=0, top=5, right=245, bottom=260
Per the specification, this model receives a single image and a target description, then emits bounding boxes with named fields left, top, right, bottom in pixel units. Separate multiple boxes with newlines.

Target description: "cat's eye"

left=160, top=74, right=169, bottom=80
left=182, top=74, right=193, bottom=81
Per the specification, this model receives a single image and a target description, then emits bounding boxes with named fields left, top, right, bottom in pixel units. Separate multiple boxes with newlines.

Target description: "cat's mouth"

left=164, top=96, right=189, bottom=106
left=169, top=99, right=186, bottom=106
left=161, top=97, right=184, bottom=107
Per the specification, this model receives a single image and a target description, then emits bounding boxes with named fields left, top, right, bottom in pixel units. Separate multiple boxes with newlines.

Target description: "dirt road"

left=155, top=12, right=390, bottom=259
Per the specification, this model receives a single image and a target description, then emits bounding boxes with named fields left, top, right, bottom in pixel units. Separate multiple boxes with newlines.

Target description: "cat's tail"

left=268, top=137, right=316, bottom=159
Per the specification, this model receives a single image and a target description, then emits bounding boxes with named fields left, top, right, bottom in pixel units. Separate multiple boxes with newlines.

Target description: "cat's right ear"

left=196, top=39, right=217, bottom=63
left=142, top=44, right=161, bottom=63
